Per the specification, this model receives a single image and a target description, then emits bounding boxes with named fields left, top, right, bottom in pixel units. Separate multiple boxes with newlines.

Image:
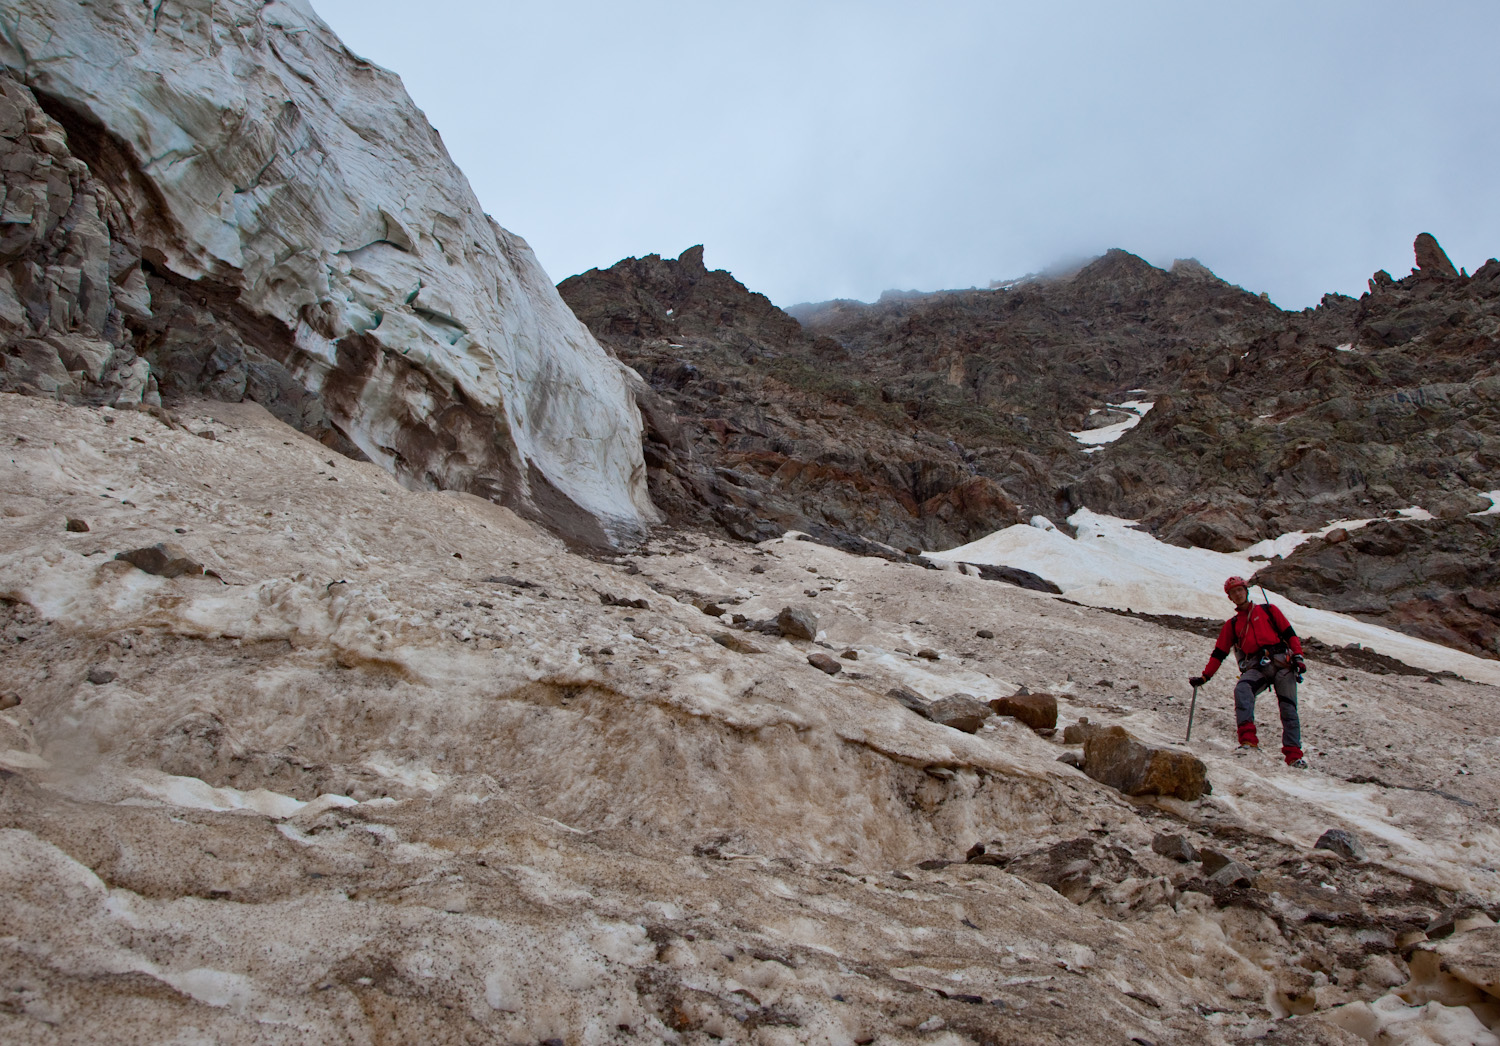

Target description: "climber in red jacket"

left=1189, top=576, right=1308, bottom=767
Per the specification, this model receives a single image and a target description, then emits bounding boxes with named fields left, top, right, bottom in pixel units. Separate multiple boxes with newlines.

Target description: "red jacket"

left=1202, top=602, right=1303, bottom=680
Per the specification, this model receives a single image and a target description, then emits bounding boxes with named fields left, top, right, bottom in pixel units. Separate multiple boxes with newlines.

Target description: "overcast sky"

left=312, top=1, right=1499, bottom=310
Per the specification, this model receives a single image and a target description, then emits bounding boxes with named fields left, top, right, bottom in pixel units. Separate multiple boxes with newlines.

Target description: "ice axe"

left=1184, top=682, right=1199, bottom=743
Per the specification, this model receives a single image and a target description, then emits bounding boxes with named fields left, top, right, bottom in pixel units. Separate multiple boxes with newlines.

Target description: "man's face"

left=1229, top=585, right=1250, bottom=607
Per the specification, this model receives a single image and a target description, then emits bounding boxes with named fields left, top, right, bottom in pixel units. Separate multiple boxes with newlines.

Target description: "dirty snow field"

left=3, top=394, right=1499, bottom=1045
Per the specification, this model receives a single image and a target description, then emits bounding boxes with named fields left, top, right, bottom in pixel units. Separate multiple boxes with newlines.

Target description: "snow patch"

left=1069, top=400, right=1154, bottom=447
left=930, top=509, right=1500, bottom=685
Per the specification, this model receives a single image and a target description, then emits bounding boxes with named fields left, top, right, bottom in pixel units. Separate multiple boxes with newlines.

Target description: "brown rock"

left=776, top=605, right=818, bottom=640
left=1081, top=726, right=1209, bottom=801
left=887, top=687, right=933, bottom=720
left=1151, top=833, right=1199, bottom=863
left=1414, top=232, right=1459, bottom=280
left=975, top=629, right=994, bottom=639
left=1429, top=490, right=1490, bottom=520
left=712, top=633, right=764, bottom=655
left=1062, top=717, right=1100, bottom=744
left=840, top=648, right=858, bottom=660
left=1198, top=849, right=1234, bottom=876
left=1208, top=860, right=1256, bottom=888
left=1005, top=837, right=1097, bottom=903
left=916, top=648, right=940, bottom=661
left=114, top=542, right=204, bottom=579
left=65, top=518, right=89, bottom=532
left=807, top=653, right=842, bottom=675
left=925, top=694, right=991, bottom=733
left=989, top=691, right=1057, bottom=731
left=1314, top=828, right=1367, bottom=862
left=86, top=668, right=115, bottom=685
left=0, top=693, right=21, bottom=710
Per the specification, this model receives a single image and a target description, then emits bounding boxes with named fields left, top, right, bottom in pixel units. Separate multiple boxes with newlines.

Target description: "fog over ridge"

left=313, top=0, right=1500, bottom=310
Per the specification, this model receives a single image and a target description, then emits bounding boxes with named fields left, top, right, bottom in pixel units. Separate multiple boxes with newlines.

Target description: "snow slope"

left=931, top=509, right=1500, bottom=686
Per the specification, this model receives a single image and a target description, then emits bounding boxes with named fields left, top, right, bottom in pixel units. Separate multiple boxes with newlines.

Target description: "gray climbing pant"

left=1234, top=662, right=1300, bottom=752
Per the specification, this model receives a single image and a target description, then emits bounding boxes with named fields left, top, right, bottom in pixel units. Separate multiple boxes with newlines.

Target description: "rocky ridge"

left=559, top=247, right=1022, bottom=552
left=0, top=0, right=653, bottom=546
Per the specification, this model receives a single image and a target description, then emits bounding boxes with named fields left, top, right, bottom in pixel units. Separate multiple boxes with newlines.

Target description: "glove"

left=1189, top=676, right=1206, bottom=688
left=1292, top=655, right=1306, bottom=679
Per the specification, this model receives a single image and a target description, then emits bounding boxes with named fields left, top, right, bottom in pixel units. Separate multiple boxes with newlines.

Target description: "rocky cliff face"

left=560, top=247, right=1021, bottom=552
left=1074, top=238, right=1500, bottom=550
left=0, top=0, right=654, bottom=546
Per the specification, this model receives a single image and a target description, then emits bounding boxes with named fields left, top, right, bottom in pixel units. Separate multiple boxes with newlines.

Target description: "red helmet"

left=1224, top=575, right=1248, bottom=595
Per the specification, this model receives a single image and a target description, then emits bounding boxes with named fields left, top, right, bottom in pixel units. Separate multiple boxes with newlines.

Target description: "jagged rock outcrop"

left=559, top=246, right=1021, bottom=549
left=0, top=0, right=653, bottom=546
left=0, top=77, right=155, bottom=408
left=1414, top=232, right=1460, bottom=280
left=1081, top=234, right=1500, bottom=547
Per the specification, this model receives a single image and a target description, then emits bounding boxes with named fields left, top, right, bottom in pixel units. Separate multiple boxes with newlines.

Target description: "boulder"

left=1198, top=849, right=1234, bottom=876
left=1062, top=717, right=1100, bottom=744
left=989, top=691, right=1057, bottom=731
left=888, top=687, right=933, bottom=720
left=1151, top=833, right=1199, bottom=863
left=114, top=542, right=203, bottom=578
left=776, top=606, right=818, bottom=640
left=1081, top=726, right=1209, bottom=801
left=711, top=633, right=764, bottom=655
left=839, top=648, right=858, bottom=660
left=807, top=653, right=842, bottom=676
left=1314, top=828, right=1368, bottom=862
left=1208, top=860, right=1256, bottom=888
left=64, top=518, right=89, bottom=532
left=926, top=694, right=992, bottom=733
left=916, top=648, right=940, bottom=661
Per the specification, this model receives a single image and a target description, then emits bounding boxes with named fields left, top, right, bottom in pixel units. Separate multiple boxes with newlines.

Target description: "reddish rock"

left=989, top=692, right=1057, bottom=731
left=807, top=653, right=842, bottom=675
